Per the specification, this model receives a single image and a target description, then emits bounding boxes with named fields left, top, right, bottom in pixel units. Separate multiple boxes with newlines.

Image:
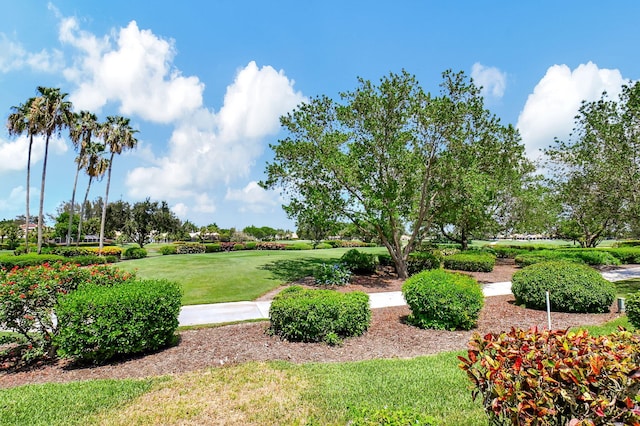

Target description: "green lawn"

left=116, top=247, right=386, bottom=305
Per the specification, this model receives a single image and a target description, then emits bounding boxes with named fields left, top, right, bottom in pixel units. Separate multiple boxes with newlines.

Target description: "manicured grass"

left=116, top=247, right=386, bottom=305
left=2, top=355, right=485, bottom=425
left=614, top=278, right=640, bottom=298
left=0, top=378, right=157, bottom=426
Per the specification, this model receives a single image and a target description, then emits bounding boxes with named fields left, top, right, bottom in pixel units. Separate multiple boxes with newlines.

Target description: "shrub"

left=511, top=261, right=615, bottom=313
left=603, top=247, right=640, bottom=264
left=69, top=255, right=107, bottom=266
left=0, top=253, right=68, bottom=269
left=233, top=243, right=245, bottom=251
left=205, top=243, right=223, bottom=253
left=515, top=249, right=620, bottom=267
left=614, top=240, right=640, bottom=248
left=340, top=249, right=378, bottom=274
left=245, top=242, right=257, bottom=250
left=44, top=246, right=93, bottom=257
left=175, top=243, right=205, bottom=254
left=377, top=253, right=395, bottom=268
left=314, top=263, right=352, bottom=285
left=159, top=245, right=177, bottom=255
left=402, top=269, right=483, bottom=331
left=315, top=242, right=333, bottom=250
left=268, top=286, right=370, bottom=345
left=625, top=292, right=640, bottom=329
left=255, top=242, right=287, bottom=250
left=407, top=251, right=442, bottom=275
left=285, top=242, right=313, bottom=250
left=87, top=246, right=123, bottom=258
left=443, top=252, right=495, bottom=272
left=459, top=327, right=640, bottom=425
left=123, top=247, right=147, bottom=259
left=55, top=279, right=182, bottom=363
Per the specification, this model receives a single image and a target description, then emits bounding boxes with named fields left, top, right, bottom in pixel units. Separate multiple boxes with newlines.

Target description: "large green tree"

left=430, top=72, right=533, bottom=249
left=264, top=70, right=481, bottom=278
left=98, top=115, right=138, bottom=250
left=545, top=82, right=640, bottom=247
left=124, top=198, right=181, bottom=248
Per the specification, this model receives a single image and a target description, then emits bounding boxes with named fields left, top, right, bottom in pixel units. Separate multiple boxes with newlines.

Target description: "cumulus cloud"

left=126, top=61, right=304, bottom=209
left=471, top=62, right=507, bottom=98
left=59, top=18, right=204, bottom=123
left=225, top=181, right=280, bottom=213
left=516, top=62, right=627, bottom=160
left=0, top=135, right=68, bottom=174
left=0, top=186, right=27, bottom=211
left=0, top=33, right=63, bottom=73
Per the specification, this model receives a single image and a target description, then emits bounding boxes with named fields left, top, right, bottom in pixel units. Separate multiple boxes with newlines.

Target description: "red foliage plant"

left=458, top=327, right=640, bottom=425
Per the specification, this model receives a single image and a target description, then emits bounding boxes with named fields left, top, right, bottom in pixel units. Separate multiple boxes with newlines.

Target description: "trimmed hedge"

left=176, top=243, right=205, bottom=254
left=205, top=243, right=223, bottom=253
left=123, top=247, right=147, bottom=259
left=402, top=269, right=484, bottom=331
left=268, top=286, right=370, bottom=345
left=515, top=249, right=620, bottom=267
left=159, top=245, right=177, bottom=255
left=55, top=279, right=182, bottom=363
left=625, top=293, right=640, bottom=329
left=443, top=252, right=495, bottom=272
left=511, top=261, right=615, bottom=313
left=340, top=249, right=378, bottom=274
left=285, top=242, right=313, bottom=250
left=407, top=251, right=442, bottom=275
left=0, top=253, right=68, bottom=269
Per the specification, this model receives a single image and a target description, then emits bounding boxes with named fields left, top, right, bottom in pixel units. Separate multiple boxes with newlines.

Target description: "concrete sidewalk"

left=178, top=266, right=640, bottom=327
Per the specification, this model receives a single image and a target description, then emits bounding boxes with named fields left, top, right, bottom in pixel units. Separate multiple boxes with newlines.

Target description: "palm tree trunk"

left=98, top=155, right=114, bottom=251
left=66, top=165, right=81, bottom=246
left=25, top=135, right=33, bottom=253
left=76, top=176, right=93, bottom=247
left=37, top=135, right=51, bottom=254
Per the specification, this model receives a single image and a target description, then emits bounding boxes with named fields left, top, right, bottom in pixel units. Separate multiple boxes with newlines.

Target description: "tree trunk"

left=76, top=176, right=93, bottom=247
left=25, top=135, right=33, bottom=253
left=66, top=165, right=81, bottom=246
left=37, top=136, right=51, bottom=254
left=99, top=155, right=114, bottom=251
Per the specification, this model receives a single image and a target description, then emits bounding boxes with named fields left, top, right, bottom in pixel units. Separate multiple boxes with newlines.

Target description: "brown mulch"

left=0, top=259, right=624, bottom=389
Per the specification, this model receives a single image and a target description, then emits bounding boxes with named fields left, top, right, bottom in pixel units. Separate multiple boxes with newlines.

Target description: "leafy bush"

left=205, top=243, right=223, bottom=253
left=44, top=246, right=93, bottom=257
left=0, top=263, right=135, bottom=361
left=402, top=269, right=484, bottom=331
left=315, top=242, right=333, bottom=250
left=56, top=279, right=182, bottom=363
left=443, top=252, right=495, bottom=272
left=314, top=263, right=352, bottom=285
left=245, top=242, right=257, bottom=250
left=0, top=253, right=68, bottom=269
left=614, top=240, right=640, bottom=248
left=377, top=253, right=395, bottom=268
left=340, top=249, right=378, bottom=274
left=511, top=261, right=615, bottom=313
left=255, top=242, right=287, bottom=250
left=407, top=251, right=442, bottom=275
left=159, top=245, right=177, bottom=255
left=459, top=327, right=640, bottom=425
left=602, top=247, right=640, bottom=264
left=515, top=249, right=620, bottom=267
left=87, top=246, right=123, bottom=258
left=625, top=292, right=640, bottom=329
left=268, top=286, right=370, bottom=345
left=123, top=247, right=147, bottom=259
left=488, top=246, right=525, bottom=259
left=69, top=255, right=107, bottom=266
left=233, top=243, right=245, bottom=251
left=175, top=243, right=205, bottom=254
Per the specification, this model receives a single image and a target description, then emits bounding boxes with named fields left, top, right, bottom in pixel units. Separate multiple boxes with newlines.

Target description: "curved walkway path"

left=178, top=266, right=640, bottom=327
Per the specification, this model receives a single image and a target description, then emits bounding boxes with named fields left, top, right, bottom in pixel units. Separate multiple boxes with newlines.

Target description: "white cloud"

left=225, top=181, right=280, bottom=213
left=60, top=18, right=204, bottom=123
left=126, top=61, right=304, bottom=210
left=0, top=135, right=68, bottom=174
left=0, top=186, right=26, bottom=211
left=516, top=62, right=627, bottom=161
left=0, top=33, right=63, bottom=73
left=471, top=63, right=507, bottom=98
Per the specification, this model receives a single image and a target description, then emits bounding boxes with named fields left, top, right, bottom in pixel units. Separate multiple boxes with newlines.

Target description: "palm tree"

left=66, top=111, right=100, bottom=246
left=76, top=141, right=109, bottom=246
left=6, top=97, right=41, bottom=253
left=98, top=115, right=138, bottom=251
left=33, top=87, right=73, bottom=253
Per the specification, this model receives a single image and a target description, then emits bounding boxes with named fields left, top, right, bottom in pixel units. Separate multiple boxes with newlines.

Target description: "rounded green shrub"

left=159, top=245, right=177, bottom=255
left=123, top=247, right=147, bottom=259
left=268, top=286, right=370, bottom=345
left=205, top=243, right=222, bottom=253
left=443, top=252, right=495, bottom=272
left=511, top=261, right=615, bottom=313
left=55, top=279, right=182, bottom=363
left=175, top=243, right=205, bottom=254
left=314, top=263, right=352, bottom=285
left=402, top=269, right=484, bottom=330
left=340, top=249, right=378, bottom=274
left=315, top=242, right=333, bottom=250
left=407, top=251, right=442, bottom=275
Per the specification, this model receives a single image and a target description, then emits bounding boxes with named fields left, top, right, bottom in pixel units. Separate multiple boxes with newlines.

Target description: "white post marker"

left=546, top=291, right=551, bottom=330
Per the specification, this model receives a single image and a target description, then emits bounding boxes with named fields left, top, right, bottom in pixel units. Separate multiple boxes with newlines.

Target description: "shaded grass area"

left=116, top=247, right=385, bottom=305
left=614, top=278, right=640, bottom=298
left=0, top=378, right=157, bottom=426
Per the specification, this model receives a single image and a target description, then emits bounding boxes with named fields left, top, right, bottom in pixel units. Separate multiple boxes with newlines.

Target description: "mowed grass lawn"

left=116, top=247, right=387, bottom=305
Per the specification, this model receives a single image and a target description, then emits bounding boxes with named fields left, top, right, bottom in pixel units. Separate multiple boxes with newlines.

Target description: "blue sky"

left=0, top=1, right=638, bottom=231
